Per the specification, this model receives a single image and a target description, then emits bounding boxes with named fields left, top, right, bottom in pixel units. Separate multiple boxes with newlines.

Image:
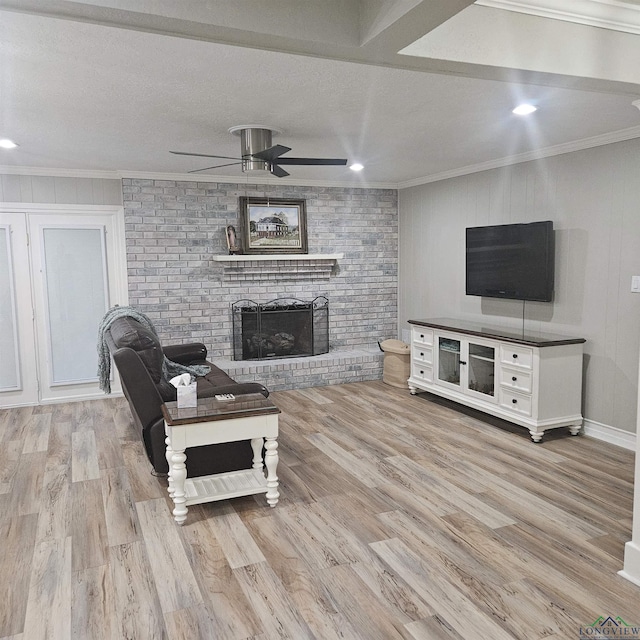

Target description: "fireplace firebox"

left=232, top=297, right=329, bottom=361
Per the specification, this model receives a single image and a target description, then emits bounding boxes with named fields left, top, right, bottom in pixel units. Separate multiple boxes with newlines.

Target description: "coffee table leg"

left=251, top=437, right=264, bottom=470
left=264, top=436, right=279, bottom=507
left=165, top=435, right=175, bottom=498
left=170, top=448, right=188, bottom=525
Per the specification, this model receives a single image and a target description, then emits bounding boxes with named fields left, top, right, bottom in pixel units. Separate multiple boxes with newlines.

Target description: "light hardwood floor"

left=0, top=381, right=637, bottom=639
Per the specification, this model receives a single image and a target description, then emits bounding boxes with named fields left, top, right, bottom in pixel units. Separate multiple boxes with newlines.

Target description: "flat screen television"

left=465, top=221, right=555, bottom=302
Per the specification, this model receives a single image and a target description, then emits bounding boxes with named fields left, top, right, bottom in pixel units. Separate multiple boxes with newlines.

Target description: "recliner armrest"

left=163, top=343, right=207, bottom=364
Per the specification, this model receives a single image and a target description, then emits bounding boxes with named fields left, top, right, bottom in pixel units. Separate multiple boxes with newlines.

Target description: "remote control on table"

left=215, top=393, right=235, bottom=401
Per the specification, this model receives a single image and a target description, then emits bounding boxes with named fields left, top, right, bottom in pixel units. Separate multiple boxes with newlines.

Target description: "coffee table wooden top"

left=162, top=393, right=280, bottom=426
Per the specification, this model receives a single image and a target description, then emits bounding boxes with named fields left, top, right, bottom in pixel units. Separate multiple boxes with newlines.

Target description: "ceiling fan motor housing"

left=237, top=127, right=275, bottom=173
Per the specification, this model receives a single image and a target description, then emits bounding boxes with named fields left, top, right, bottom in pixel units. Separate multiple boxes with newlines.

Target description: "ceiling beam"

left=1, top=0, right=639, bottom=95
left=359, top=0, right=475, bottom=55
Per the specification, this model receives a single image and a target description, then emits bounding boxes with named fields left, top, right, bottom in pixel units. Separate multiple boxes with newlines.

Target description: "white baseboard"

left=619, top=541, right=640, bottom=587
left=618, top=570, right=640, bottom=588
left=582, top=418, right=636, bottom=451
left=0, top=391, right=123, bottom=410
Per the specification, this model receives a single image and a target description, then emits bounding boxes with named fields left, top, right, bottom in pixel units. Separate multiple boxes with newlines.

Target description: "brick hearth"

left=217, top=349, right=383, bottom=392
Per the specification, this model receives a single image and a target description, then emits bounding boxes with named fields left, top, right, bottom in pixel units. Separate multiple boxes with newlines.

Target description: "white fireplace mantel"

left=212, top=253, right=343, bottom=282
left=212, top=253, right=342, bottom=262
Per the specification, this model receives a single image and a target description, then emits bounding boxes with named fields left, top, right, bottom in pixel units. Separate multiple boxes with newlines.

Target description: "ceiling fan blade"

left=188, top=162, right=242, bottom=173
left=252, top=145, right=292, bottom=162
left=170, top=151, right=241, bottom=160
left=275, top=157, right=348, bottom=166
left=270, top=164, right=290, bottom=178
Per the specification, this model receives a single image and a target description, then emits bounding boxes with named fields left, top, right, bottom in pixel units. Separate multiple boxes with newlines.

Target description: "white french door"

left=0, top=214, right=38, bottom=405
left=0, top=205, right=127, bottom=407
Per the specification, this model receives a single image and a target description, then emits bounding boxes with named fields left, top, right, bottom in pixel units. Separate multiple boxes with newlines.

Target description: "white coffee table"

left=162, top=393, right=280, bottom=525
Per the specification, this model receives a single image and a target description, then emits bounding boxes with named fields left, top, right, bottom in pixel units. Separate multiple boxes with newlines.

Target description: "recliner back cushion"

left=109, top=317, right=164, bottom=383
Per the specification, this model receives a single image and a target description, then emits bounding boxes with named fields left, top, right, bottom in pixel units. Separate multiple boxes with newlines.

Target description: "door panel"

left=0, top=227, right=19, bottom=390
left=29, top=213, right=124, bottom=402
left=41, top=227, right=109, bottom=385
left=0, top=215, right=38, bottom=406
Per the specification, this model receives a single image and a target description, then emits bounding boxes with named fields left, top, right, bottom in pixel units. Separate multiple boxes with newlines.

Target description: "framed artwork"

left=239, top=197, right=308, bottom=254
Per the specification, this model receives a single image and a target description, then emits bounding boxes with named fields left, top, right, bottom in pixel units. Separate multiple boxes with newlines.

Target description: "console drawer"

left=412, top=327, right=433, bottom=347
left=500, top=344, right=533, bottom=369
left=412, top=363, right=433, bottom=383
left=499, top=366, right=532, bottom=394
left=500, top=389, right=532, bottom=416
left=412, top=346, right=433, bottom=365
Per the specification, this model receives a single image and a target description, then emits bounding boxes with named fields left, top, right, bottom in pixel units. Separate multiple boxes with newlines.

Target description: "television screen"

left=465, top=221, right=554, bottom=302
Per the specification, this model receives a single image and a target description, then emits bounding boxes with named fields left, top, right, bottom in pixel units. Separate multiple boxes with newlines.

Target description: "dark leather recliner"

left=105, top=315, right=269, bottom=476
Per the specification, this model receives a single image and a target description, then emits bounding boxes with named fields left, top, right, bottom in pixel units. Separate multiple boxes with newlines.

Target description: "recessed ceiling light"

left=512, top=104, right=537, bottom=116
left=0, top=139, right=18, bottom=149
left=349, top=163, right=364, bottom=172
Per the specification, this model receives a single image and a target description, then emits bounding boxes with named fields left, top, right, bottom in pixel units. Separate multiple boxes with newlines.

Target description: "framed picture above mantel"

left=239, top=197, right=308, bottom=255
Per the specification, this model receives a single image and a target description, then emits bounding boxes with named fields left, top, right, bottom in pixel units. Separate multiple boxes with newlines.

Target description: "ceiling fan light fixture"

left=512, top=104, right=537, bottom=115
left=242, top=166, right=272, bottom=175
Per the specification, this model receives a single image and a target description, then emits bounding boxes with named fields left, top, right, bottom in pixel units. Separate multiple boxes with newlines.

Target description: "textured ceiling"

left=1, top=0, right=640, bottom=187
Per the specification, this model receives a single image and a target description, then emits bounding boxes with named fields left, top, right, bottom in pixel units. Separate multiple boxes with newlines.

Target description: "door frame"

left=0, top=203, right=128, bottom=407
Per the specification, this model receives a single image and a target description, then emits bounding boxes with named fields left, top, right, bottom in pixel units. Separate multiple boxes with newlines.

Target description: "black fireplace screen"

left=232, top=297, right=329, bottom=361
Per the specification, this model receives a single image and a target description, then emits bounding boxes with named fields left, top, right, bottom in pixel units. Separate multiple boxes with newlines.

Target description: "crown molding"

left=0, top=165, right=396, bottom=190
left=476, top=0, right=640, bottom=35
left=4, top=123, right=640, bottom=191
left=0, top=165, right=120, bottom=179
left=397, top=124, right=640, bottom=189
left=118, top=170, right=397, bottom=190
left=0, top=202, right=122, bottom=212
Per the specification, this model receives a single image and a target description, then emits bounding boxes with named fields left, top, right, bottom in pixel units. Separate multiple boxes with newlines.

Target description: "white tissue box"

left=176, top=382, right=197, bottom=408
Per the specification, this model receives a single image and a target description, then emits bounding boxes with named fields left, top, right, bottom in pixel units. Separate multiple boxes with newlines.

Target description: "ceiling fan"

left=170, top=125, right=348, bottom=178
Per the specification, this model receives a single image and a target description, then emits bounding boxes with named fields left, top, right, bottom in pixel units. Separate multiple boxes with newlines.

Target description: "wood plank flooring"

left=0, top=381, right=637, bottom=639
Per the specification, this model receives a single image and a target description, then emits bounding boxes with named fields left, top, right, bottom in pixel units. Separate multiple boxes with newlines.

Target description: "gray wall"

left=399, top=138, right=640, bottom=434
left=124, top=179, right=398, bottom=359
left=0, top=174, right=122, bottom=204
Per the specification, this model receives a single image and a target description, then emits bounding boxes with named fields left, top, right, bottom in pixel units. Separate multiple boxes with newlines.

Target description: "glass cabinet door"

left=438, top=337, right=461, bottom=387
left=467, top=342, right=495, bottom=397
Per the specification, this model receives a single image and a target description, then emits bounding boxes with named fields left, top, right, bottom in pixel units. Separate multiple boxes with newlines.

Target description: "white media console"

left=407, top=318, right=586, bottom=442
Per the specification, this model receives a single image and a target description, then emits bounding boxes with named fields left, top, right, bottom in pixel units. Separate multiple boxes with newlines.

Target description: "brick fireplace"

left=123, top=178, right=398, bottom=391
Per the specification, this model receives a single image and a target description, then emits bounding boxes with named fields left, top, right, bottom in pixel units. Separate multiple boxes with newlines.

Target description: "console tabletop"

left=408, top=318, right=585, bottom=348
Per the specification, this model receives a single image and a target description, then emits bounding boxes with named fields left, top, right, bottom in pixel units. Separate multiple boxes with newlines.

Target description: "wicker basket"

left=379, top=339, right=410, bottom=388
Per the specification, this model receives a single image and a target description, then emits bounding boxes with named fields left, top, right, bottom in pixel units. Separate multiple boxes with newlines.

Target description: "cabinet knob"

left=512, top=376, right=517, bottom=382
left=420, top=334, right=424, bottom=339
left=512, top=398, right=518, bottom=404
left=420, top=370, right=424, bottom=375
left=512, top=353, right=518, bottom=359
left=420, top=352, right=424, bottom=357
